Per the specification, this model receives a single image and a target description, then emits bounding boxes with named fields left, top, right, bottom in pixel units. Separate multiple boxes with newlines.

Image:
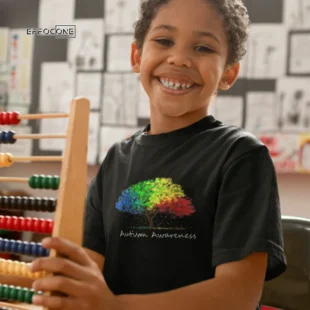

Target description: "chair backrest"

left=261, top=216, right=310, bottom=310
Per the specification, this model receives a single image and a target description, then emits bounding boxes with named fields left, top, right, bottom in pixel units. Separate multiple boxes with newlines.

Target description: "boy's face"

left=131, top=0, right=239, bottom=119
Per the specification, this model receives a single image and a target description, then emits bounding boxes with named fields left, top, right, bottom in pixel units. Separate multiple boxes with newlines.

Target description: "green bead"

left=2, top=284, right=9, bottom=299
left=5, top=285, right=12, bottom=299
left=24, top=288, right=34, bottom=304
left=43, top=175, right=52, bottom=189
left=51, top=175, right=60, bottom=190
left=0, top=284, right=4, bottom=298
left=17, top=287, right=25, bottom=302
left=28, top=174, right=38, bottom=188
left=9, top=285, right=18, bottom=301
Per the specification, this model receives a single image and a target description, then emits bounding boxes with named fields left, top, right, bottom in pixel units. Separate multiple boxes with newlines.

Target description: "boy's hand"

left=29, top=237, right=115, bottom=310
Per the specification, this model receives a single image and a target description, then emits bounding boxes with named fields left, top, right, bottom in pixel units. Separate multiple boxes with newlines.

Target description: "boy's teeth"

left=159, top=78, right=194, bottom=90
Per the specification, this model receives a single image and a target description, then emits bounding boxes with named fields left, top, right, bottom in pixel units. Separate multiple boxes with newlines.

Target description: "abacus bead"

left=34, top=175, right=43, bottom=189
left=13, top=216, right=21, bottom=230
left=5, top=216, right=13, bottom=230
left=0, top=131, right=5, bottom=143
left=2, top=112, right=10, bottom=125
left=28, top=175, right=38, bottom=188
left=17, top=240, right=25, bottom=254
left=4, top=239, right=11, bottom=252
left=7, top=260, right=14, bottom=274
left=2, top=285, right=9, bottom=299
left=0, top=196, right=4, bottom=208
left=25, top=289, right=34, bottom=303
left=33, top=218, right=41, bottom=232
left=26, top=217, right=35, bottom=231
left=24, top=242, right=31, bottom=255
left=0, top=238, right=4, bottom=251
left=40, top=219, right=47, bottom=233
left=51, top=175, right=60, bottom=190
left=21, top=263, right=28, bottom=277
left=0, top=284, right=4, bottom=298
left=31, top=243, right=38, bottom=256
left=48, top=220, right=54, bottom=233
left=34, top=197, right=42, bottom=211
left=20, top=217, right=27, bottom=231
left=10, top=111, right=20, bottom=125
left=0, top=216, right=5, bottom=228
left=15, top=196, right=22, bottom=210
left=7, top=196, right=14, bottom=210
left=6, top=131, right=16, bottom=144
left=17, top=287, right=26, bottom=302
left=11, top=239, right=18, bottom=252
left=9, top=285, right=18, bottom=300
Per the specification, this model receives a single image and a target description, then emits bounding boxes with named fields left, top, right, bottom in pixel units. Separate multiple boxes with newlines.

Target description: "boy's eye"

left=195, top=46, right=213, bottom=53
left=154, top=38, right=173, bottom=46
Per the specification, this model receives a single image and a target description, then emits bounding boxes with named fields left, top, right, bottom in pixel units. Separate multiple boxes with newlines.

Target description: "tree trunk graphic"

left=145, top=209, right=156, bottom=228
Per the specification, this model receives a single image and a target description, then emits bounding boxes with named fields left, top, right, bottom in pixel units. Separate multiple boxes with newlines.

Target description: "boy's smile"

left=131, top=0, right=240, bottom=133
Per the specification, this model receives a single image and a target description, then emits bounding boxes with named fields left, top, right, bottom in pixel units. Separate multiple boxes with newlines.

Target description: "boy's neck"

left=148, top=107, right=208, bottom=135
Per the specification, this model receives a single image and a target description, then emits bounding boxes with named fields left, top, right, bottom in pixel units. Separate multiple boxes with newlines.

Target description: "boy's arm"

left=118, top=252, right=267, bottom=310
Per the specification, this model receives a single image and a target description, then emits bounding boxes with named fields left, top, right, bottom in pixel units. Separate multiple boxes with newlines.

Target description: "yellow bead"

left=21, top=262, right=29, bottom=277
left=0, top=153, right=13, bottom=168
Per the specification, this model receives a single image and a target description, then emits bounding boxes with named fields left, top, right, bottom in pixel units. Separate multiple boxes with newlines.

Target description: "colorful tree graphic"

left=115, top=178, right=195, bottom=228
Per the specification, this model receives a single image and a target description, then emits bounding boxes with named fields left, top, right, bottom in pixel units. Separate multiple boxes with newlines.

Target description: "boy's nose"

left=166, top=49, right=192, bottom=68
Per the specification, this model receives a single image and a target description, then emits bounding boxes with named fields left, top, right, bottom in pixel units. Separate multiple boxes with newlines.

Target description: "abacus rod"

left=18, top=113, right=69, bottom=120
left=11, top=156, right=63, bottom=162
left=14, top=134, right=66, bottom=139
left=0, top=177, right=28, bottom=183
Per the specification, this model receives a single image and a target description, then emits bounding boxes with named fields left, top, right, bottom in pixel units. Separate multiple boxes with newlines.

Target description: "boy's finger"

left=29, top=257, right=95, bottom=281
left=41, top=237, right=92, bottom=266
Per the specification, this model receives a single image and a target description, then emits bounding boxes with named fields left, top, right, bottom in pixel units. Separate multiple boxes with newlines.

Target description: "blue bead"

left=11, top=240, right=18, bottom=252
left=30, top=242, right=37, bottom=256
left=24, top=242, right=31, bottom=255
left=0, top=238, right=4, bottom=251
left=0, top=131, right=6, bottom=144
left=37, top=244, right=45, bottom=257
left=6, top=131, right=16, bottom=144
left=4, top=239, right=11, bottom=252
left=17, top=241, right=25, bottom=254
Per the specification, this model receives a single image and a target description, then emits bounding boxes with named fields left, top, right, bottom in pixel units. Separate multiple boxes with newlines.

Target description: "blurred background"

left=0, top=0, right=309, bottom=309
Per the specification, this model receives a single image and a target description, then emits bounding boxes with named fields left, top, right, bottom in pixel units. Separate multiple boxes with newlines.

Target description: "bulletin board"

left=0, top=0, right=309, bottom=173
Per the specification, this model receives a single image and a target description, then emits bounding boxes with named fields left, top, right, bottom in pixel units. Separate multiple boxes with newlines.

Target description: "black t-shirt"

left=83, top=115, right=287, bottom=307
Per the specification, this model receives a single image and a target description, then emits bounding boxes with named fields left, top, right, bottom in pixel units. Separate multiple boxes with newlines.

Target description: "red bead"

left=0, top=112, right=4, bottom=124
left=5, top=216, right=13, bottom=230
left=33, top=218, right=41, bottom=232
left=26, top=217, right=34, bottom=231
left=0, top=216, right=5, bottom=228
left=13, top=217, right=21, bottom=230
left=47, top=220, right=54, bottom=234
left=20, top=217, right=28, bottom=231
left=3, top=112, right=10, bottom=125
left=40, top=219, right=48, bottom=233
left=10, top=111, right=20, bottom=125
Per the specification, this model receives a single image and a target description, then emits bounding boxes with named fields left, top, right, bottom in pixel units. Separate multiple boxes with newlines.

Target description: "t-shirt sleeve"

left=212, top=145, right=287, bottom=281
left=83, top=164, right=106, bottom=256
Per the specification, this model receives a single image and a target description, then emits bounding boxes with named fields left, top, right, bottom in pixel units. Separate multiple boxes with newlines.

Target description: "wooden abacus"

left=0, top=97, right=90, bottom=310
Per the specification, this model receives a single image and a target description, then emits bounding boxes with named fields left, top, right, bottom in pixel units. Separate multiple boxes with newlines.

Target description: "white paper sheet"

left=212, top=96, right=243, bottom=127
left=105, top=0, right=140, bottom=33
left=101, top=73, right=139, bottom=126
left=299, top=136, right=310, bottom=171
left=289, top=32, right=310, bottom=74
left=8, top=29, right=34, bottom=105
left=87, top=112, right=100, bottom=165
left=284, top=0, right=310, bottom=29
left=67, top=19, right=104, bottom=71
left=259, top=133, right=299, bottom=172
left=246, top=24, right=287, bottom=79
left=39, top=117, right=67, bottom=151
left=0, top=28, right=9, bottom=62
left=276, top=78, right=310, bottom=132
left=245, top=92, right=277, bottom=133
left=1, top=125, right=33, bottom=158
left=38, top=0, right=75, bottom=29
left=76, top=72, right=102, bottom=110
left=39, top=62, right=74, bottom=113
left=99, top=126, right=141, bottom=162
left=106, top=35, right=133, bottom=72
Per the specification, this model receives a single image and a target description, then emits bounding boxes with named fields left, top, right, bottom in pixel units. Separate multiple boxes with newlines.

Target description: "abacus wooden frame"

left=0, top=97, right=90, bottom=310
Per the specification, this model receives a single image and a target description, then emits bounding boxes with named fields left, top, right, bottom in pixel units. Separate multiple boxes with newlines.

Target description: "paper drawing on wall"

left=38, top=0, right=75, bottom=29
left=102, top=73, right=139, bottom=126
left=107, top=35, right=133, bottom=72
left=245, top=92, right=277, bottom=133
left=211, top=96, right=243, bottom=127
left=277, top=78, right=310, bottom=132
left=299, top=135, right=310, bottom=171
left=67, top=19, right=104, bottom=71
left=39, top=62, right=74, bottom=113
left=288, top=31, right=310, bottom=75
left=284, top=0, right=310, bottom=29
left=105, top=0, right=140, bottom=33
left=247, top=25, right=287, bottom=78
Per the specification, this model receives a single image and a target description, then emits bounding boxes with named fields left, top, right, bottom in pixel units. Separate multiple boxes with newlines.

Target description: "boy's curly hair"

left=133, top=0, right=250, bottom=66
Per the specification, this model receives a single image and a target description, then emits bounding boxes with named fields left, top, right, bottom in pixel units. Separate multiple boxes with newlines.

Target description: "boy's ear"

left=218, top=62, right=240, bottom=91
left=131, top=41, right=141, bottom=73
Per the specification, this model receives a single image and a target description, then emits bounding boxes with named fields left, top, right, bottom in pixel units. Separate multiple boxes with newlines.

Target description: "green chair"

left=261, top=216, right=310, bottom=310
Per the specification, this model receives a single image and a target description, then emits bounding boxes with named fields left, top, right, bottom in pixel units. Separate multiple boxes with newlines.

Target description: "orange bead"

left=0, top=153, right=13, bottom=168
